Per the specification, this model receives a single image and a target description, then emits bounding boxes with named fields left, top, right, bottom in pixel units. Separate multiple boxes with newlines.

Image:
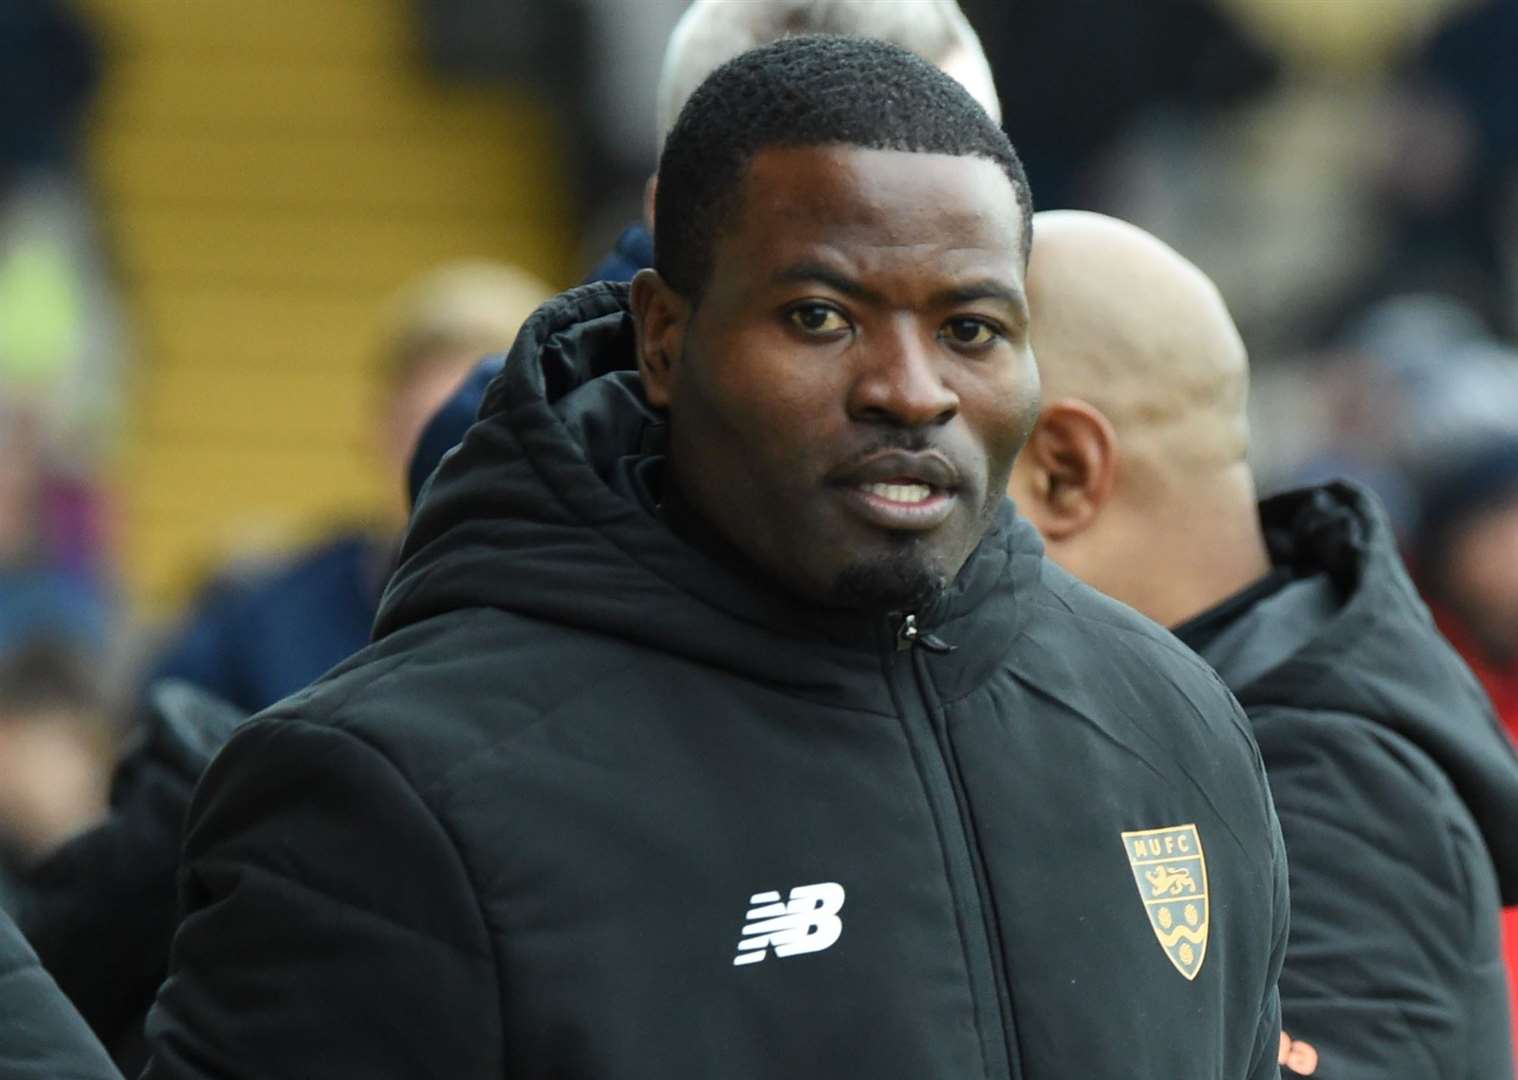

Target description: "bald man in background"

left=1010, top=210, right=1518, bottom=1079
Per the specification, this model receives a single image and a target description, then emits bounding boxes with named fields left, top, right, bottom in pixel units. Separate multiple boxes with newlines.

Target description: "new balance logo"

left=732, top=882, right=845, bottom=966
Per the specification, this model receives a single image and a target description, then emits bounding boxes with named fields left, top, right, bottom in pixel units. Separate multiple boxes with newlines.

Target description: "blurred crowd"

left=3, top=0, right=1517, bottom=868
left=1, top=0, right=1518, bottom=1071
left=0, top=0, right=115, bottom=892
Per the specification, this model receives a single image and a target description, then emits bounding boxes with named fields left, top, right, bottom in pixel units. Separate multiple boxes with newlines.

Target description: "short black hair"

left=0, top=638, right=101, bottom=717
left=654, top=33, right=1032, bottom=300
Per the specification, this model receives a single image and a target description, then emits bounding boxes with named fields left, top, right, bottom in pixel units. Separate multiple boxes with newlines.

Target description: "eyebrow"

left=929, top=282, right=1031, bottom=331
left=771, top=262, right=886, bottom=304
left=771, top=263, right=1028, bottom=321
left=931, top=280, right=1027, bottom=314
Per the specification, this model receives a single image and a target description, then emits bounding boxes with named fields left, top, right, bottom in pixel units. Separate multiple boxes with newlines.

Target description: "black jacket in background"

left=16, top=683, right=242, bottom=1076
left=142, top=283, right=1287, bottom=1079
left=1177, top=482, right=1518, bottom=1079
left=0, top=904, right=118, bottom=1080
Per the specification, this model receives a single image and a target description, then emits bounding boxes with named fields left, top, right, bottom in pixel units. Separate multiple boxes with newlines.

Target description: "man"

left=1009, top=209, right=1518, bottom=1078
left=142, top=39, right=1285, bottom=1077
left=587, top=0, right=1000, bottom=285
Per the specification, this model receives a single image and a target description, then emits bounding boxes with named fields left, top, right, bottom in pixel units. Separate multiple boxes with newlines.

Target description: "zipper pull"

left=896, top=614, right=957, bottom=654
left=920, top=631, right=956, bottom=654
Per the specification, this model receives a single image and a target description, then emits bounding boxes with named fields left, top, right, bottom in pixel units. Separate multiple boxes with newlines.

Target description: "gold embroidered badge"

left=1120, top=823, right=1209, bottom=980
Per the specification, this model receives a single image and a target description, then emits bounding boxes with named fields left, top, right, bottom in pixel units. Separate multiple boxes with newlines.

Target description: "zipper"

left=887, top=613, right=1019, bottom=1079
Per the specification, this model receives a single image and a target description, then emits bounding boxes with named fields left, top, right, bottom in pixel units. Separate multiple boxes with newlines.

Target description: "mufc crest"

left=1120, top=824, right=1209, bottom=980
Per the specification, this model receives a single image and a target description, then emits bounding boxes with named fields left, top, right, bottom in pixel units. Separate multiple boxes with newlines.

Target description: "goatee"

left=826, top=543, right=949, bottom=615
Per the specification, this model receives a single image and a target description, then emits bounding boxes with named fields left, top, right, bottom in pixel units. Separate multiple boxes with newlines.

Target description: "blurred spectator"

left=1413, top=436, right=1518, bottom=737
left=1409, top=429, right=1518, bottom=1073
left=141, top=262, right=550, bottom=716
left=0, top=641, right=112, bottom=881
left=0, top=396, right=114, bottom=905
left=959, top=0, right=1279, bottom=209
left=0, top=1, right=123, bottom=580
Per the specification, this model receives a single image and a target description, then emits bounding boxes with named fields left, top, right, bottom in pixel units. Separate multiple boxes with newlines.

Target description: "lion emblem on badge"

left=1145, top=865, right=1196, bottom=896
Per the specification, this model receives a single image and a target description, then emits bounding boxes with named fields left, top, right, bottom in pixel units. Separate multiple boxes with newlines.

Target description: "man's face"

left=636, top=145, right=1038, bottom=612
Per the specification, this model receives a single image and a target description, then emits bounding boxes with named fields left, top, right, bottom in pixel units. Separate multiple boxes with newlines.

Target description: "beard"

left=824, top=538, right=951, bottom=615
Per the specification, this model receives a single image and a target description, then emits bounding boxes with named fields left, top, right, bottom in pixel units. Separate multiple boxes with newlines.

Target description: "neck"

left=1093, top=464, right=1271, bottom=629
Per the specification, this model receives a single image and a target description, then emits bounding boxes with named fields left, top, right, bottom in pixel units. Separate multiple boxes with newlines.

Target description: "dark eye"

left=943, top=317, right=1000, bottom=347
left=788, top=303, right=850, bottom=335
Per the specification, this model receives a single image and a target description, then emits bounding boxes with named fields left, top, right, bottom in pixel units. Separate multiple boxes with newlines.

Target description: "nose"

left=846, top=319, right=959, bottom=428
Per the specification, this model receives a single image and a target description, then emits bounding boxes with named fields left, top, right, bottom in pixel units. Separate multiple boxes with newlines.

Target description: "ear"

left=1008, top=398, right=1118, bottom=541
left=642, top=174, right=658, bottom=232
left=629, top=267, right=689, bottom=410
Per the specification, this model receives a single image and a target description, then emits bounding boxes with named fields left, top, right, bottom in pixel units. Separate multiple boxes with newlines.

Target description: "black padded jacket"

left=1177, top=483, right=1518, bottom=1079
left=141, top=283, right=1289, bottom=1079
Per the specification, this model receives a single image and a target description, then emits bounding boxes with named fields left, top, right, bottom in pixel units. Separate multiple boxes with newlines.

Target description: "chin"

left=825, top=548, right=950, bottom=615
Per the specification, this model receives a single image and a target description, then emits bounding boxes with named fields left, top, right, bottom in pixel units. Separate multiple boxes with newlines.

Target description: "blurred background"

left=3, top=0, right=1518, bottom=867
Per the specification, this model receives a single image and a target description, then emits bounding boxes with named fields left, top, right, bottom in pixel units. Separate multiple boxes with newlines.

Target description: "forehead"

left=716, top=144, right=1024, bottom=287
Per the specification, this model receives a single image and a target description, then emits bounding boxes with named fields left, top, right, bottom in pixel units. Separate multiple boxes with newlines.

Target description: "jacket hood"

left=404, top=220, right=656, bottom=509
left=1222, top=482, right=1518, bottom=897
left=378, top=282, right=1044, bottom=710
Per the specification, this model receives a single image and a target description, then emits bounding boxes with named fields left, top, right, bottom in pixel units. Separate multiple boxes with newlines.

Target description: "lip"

left=830, top=449, right=961, bottom=490
left=828, top=449, right=962, bottom=532
left=838, top=483, right=957, bottom=531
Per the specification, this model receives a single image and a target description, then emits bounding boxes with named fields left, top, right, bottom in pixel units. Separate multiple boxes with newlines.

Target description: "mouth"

left=828, top=447, right=963, bottom=532
left=841, top=478, right=957, bottom=531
